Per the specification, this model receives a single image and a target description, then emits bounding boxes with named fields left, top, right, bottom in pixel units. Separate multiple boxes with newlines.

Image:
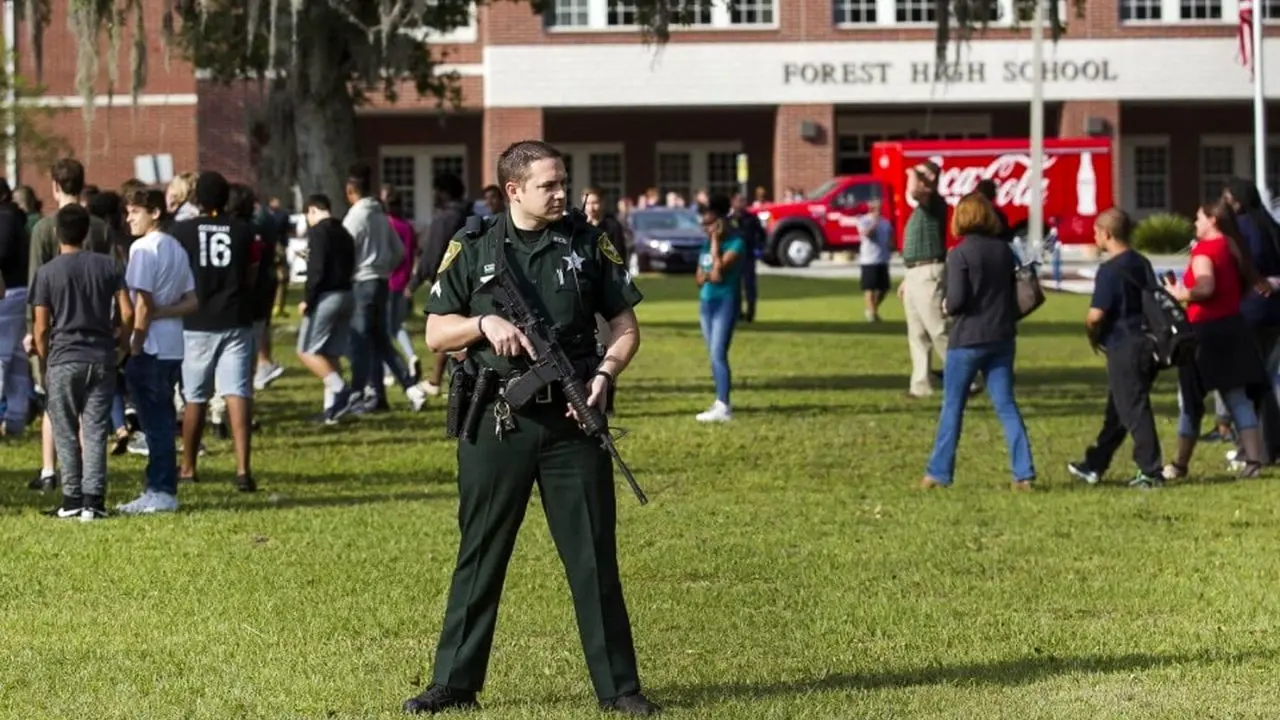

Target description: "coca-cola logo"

left=930, top=154, right=1058, bottom=208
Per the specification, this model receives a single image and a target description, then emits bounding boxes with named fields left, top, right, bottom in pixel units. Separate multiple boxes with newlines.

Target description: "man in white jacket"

left=343, top=162, right=425, bottom=413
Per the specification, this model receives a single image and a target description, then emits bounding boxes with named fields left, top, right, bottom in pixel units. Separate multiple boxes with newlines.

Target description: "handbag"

left=1014, top=261, right=1045, bottom=319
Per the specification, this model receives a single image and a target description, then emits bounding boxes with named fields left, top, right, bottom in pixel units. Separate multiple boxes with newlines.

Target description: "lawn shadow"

left=195, top=488, right=455, bottom=514
left=645, top=319, right=1089, bottom=338
left=662, top=649, right=1274, bottom=708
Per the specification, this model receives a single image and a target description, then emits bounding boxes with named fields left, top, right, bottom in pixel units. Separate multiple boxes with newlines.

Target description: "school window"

left=560, top=144, right=626, bottom=212
left=834, top=0, right=877, bottom=24
left=895, top=0, right=935, bottom=23
left=551, top=0, right=590, bottom=27
left=1119, top=0, right=1162, bottom=20
left=1200, top=145, right=1235, bottom=202
left=1179, top=0, right=1221, bottom=20
left=1264, top=0, right=1280, bottom=18
left=730, top=0, right=775, bottom=25
left=655, top=142, right=744, bottom=202
left=1132, top=145, right=1169, bottom=211
left=380, top=156, right=418, bottom=220
left=378, top=145, right=469, bottom=224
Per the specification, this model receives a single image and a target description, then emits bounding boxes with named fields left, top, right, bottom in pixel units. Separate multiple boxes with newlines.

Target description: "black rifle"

left=480, top=259, right=648, bottom=506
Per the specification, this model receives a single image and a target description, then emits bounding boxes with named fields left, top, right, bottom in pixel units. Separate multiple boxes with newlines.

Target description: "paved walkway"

left=757, top=251, right=1188, bottom=295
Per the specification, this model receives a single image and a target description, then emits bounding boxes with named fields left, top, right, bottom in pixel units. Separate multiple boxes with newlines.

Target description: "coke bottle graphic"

left=1076, top=152, right=1098, bottom=215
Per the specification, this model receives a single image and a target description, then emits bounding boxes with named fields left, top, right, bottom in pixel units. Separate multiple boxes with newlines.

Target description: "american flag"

left=1239, top=0, right=1256, bottom=76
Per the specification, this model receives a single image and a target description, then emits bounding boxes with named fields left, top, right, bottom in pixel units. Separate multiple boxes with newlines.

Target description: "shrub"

left=1132, top=213, right=1194, bottom=254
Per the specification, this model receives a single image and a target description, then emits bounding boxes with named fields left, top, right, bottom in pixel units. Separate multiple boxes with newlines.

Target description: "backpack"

left=1119, top=266, right=1197, bottom=369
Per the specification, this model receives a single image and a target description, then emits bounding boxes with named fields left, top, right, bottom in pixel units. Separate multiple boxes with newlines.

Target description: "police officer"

left=401, top=140, right=660, bottom=716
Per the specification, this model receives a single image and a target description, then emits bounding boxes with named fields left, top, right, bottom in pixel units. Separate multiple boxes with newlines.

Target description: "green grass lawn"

left=3, top=274, right=1280, bottom=719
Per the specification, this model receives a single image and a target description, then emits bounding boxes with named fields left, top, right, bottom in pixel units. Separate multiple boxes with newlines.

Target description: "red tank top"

left=1184, top=235, right=1243, bottom=323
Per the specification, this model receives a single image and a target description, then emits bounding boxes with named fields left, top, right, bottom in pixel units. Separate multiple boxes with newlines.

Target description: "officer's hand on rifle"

left=479, top=314, right=538, bottom=359
left=566, top=373, right=610, bottom=424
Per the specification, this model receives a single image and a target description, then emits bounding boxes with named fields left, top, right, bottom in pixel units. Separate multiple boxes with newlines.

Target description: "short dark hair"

left=346, top=162, right=372, bottom=198
left=1095, top=208, right=1133, bottom=243
left=227, top=183, right=256, bottom=220
left=703, top=193, right=732, bottom=218
left=482, top=184, right=501, bottom=196
left=432, top=172, right=465, bottom=201
left=13, top=185, right=39, bottom=214
left=50, top=158, right=86, bottom=197
left=80, top=184, right=101, bottom=204
left=125, top=188, right=167, bottom=216
left=305, top=193, right=332, bottom=213
left=88, top=190, right=122, bottom=225
left=195, top=171, right=231, bottom=213
left=55, top=204, right=91, bottom=247
left=975, top=179, right=997, bottom=200
left=497, top=140, right=562, bottom=189
left=384, top=189, right=406, bottom=218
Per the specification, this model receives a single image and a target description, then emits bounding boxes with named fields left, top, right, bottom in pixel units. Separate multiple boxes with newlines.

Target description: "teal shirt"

left=699, top=235, right=746, bottom=303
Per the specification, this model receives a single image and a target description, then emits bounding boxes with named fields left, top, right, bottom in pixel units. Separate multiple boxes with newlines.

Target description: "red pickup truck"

left=754, top=137, right=1113, bottom=267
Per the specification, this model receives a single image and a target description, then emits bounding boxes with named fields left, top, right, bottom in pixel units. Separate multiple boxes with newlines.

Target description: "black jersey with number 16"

left=171, top=215, right=256, bottom=331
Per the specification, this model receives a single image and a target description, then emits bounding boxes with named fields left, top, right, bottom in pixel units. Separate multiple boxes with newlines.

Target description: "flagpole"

left=1254, top=0, right=1268, bottom=204
left=1028, top=0, right=1045, bottom=253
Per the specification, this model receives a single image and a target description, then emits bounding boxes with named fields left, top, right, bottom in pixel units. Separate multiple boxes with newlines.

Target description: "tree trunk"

left=252, top=77, right=298, bottom=208
left=289, top=2, right=359, bottom=215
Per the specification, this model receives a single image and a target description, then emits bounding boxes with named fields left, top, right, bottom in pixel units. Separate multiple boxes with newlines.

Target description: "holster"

left=445, top=362, right=475, bottom=439
left=461, top=367, right=499, bottom=443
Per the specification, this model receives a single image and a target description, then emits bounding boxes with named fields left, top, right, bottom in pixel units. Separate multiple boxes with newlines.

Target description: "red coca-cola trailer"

left=871, top=137, right=1113, bottom=249
left=753, top=137, right=1112, bottom=267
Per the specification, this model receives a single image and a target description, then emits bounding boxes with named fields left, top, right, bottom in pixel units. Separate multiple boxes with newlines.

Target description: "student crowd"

left=0, top=159, right=478, bottom=520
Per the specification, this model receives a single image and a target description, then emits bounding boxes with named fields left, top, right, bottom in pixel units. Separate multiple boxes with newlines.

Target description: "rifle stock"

left=483, top=262, right=649, bottom=505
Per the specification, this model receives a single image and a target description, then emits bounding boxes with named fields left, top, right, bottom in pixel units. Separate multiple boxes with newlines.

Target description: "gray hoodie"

left=344, top=197, right=403, bottom=282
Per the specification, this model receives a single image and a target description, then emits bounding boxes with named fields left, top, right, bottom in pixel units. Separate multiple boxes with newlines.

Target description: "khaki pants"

left=902, top=262, right=949, bottom=396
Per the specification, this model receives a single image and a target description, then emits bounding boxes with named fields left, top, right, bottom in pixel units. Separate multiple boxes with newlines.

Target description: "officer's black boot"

left=600, top=691, right=661, bottom=716
left=402, top=684, right=479, bottom=715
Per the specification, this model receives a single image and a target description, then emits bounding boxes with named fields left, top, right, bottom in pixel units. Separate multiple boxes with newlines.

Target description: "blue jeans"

left=111, top=375, right=127, bottom=430
left=350, top=279, right=412, bottom=401
left=699, top=296, right=738, bottom=404
left=926, top=339, right=1036, bottom=485
left=1179, top=385, right=1257, bottom=438
left=126, top=353, right=183, bottom=496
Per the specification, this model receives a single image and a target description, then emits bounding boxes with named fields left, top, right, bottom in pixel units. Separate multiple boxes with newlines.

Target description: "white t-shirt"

left=126, top=230, right=196, bottom=360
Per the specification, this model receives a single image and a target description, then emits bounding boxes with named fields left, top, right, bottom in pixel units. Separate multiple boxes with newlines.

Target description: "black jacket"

left=0, top=201, right=28, bottom=289
left=944, top=233, right=1019, bottom=349
left=304, top=218, right=356, bottom=312
left=413, top=199, right=473, bottom=292
left=730, top=210, right=766, bottom=251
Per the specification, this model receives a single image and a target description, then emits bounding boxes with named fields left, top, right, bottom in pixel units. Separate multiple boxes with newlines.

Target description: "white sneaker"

left=406, top=384, right=428, bottom=412
left=696, top=401, right=732, bottom=423
left=117, top=491, right=179, bottom=515
left=254, top=363, right=285, bottom=390
left=422, top=381, right=441, bottom=397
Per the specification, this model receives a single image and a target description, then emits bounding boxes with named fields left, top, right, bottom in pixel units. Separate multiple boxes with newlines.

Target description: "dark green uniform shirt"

left=427, top=212, right=643, bottom=378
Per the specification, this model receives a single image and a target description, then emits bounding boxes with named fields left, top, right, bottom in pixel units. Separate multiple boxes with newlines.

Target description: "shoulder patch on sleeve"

left=598, top=234, right=623, bottom=265
left=438, top=240, right=464, bottom=274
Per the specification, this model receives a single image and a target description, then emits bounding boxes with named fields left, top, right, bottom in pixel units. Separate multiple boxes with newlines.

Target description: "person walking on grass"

left=297, top=194, right=357, bottom=423
left=695, top=194, right=746, bottom=423
left=921, top=192, right=1035, bottom=490
left=116, top=188, right=198, bottom=515
left=31, top=204, right=134, bottom=521
left=1068, top=208, right=1166, bottom=488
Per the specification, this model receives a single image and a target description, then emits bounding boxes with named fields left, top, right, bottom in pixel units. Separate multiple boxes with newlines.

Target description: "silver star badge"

left=430, top=281, right=442, bottom=297
left=563, top=251, right=584, bottom=272
left=623, top=270, right=633, bottom=285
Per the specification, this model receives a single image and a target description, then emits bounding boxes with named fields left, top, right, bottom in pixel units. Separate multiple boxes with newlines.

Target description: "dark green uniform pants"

left=431, top=400, right=641, bottom=700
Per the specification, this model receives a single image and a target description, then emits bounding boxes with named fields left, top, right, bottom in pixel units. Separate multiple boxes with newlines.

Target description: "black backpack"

left=1119, top=267, right=1197, bottom=369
